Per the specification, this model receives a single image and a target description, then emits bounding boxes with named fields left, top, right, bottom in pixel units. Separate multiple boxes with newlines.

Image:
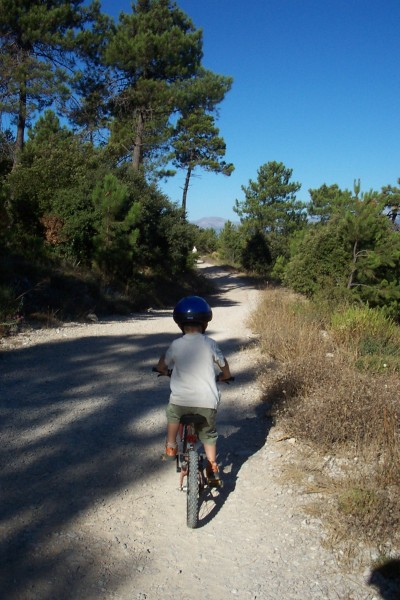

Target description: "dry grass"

left=251, top=289, right=400, bottom=558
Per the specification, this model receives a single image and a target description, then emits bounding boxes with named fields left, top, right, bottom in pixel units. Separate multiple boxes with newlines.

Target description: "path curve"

left=0, top=265, right=378, bottom=599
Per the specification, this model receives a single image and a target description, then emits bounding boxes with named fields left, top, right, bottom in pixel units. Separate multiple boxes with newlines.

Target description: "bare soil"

left=0, top=265, right=385, bottom=599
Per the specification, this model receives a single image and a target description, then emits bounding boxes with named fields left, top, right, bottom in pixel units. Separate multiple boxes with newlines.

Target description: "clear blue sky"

left=99, top=1, right=400, bottom=221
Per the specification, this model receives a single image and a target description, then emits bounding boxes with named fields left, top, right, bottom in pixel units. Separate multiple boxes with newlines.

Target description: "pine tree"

left=104, top=0, right=202, bottom=171
left=172, top=109, right=234, bottom=212
left=235, top=161, right=305, bottom=236
left=68, top=2, right=113, bottom=143
left=308, top=184, right=354, bottom=222
left=0, top=0, right=95, bottom=167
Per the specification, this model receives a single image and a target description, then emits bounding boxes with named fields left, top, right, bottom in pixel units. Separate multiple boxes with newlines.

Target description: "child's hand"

left=152, top=367, right=171, bottom=377
left=216, top=373, right=235, bottom=383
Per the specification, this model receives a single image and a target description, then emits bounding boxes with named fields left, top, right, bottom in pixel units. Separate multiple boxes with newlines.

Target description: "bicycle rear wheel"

left=187, top=449, right=199, bottom=528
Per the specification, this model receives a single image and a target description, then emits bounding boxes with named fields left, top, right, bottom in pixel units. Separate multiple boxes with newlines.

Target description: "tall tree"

left=308, top=183, right=354, bottom=223
left=68, top=3, right=113, bottom=143
left=104, top=0, right=203, bottom=171
left=68, top=74, right=110, bottom=144
left=340, top=197, right=397, bottom=291
left=0, top=0, right=97, bottom=168
left=285, top=194, right=400, bottom=312
left=175, top=67, right=233, bottom=114
left=235, top=161, right=305, bottom=236
left=171, top=108, right=234, bottom=212
left=234, top=161, right=306, bottom=274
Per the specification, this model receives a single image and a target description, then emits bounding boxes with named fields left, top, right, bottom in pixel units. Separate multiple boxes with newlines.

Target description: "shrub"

left=251, top=287, right=400, bottom=551
left=329, top=306, right=400, bottom=373
left=330, top=305, right=398, bottom=344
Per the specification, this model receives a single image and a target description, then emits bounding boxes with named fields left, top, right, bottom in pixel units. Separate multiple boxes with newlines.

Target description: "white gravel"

left=0, top=264, right=385, bottom=599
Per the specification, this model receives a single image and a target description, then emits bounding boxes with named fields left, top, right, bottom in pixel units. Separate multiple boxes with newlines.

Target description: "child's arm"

left=155, top=354, right=170, bottom=375
left=218, top=357, right=232, bottom=381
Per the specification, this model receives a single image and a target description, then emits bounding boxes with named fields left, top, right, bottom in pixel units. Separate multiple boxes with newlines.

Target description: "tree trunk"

left=12, top=85, right=27, bottom=170
left=182, top=166, right=192, bottom=213
left=347, top=240, right=358, bottom=289
left=132, top=110, right=145, bottom=170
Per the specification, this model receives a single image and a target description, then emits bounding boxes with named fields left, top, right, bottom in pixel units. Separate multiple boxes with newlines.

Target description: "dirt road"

left=0, top=265, right=381, bottom=599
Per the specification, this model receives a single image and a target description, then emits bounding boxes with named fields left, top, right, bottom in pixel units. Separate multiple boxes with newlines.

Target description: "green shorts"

left=166, top=403, right=218, bottom=445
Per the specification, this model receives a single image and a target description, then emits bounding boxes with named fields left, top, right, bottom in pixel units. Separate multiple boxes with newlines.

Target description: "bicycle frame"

left=176, top=418, right=207, bottom=492
left=176, top=416, right=209, bottom=528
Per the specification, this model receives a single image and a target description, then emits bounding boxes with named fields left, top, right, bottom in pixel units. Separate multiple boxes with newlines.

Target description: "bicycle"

left=153, top=367, right=234, bottom=528
left=177, top=412, right=211, bottom=528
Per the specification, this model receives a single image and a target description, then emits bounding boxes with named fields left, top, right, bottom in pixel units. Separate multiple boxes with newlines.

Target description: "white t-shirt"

left=164, top=333, right=226, bottom=409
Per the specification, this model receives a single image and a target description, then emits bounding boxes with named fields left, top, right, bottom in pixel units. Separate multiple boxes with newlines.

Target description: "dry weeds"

left=251, top=289, right=400, bottom=559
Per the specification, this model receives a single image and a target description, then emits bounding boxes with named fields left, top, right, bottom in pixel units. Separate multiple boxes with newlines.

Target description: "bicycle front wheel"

left=187, top=449, right=199, bottom=528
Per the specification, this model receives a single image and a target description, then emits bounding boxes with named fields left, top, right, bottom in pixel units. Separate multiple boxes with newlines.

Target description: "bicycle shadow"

left=197, top=368, right=274, bottom=528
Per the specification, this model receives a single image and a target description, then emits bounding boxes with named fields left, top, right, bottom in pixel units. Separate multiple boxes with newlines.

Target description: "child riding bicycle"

left=156, top=296, right=232, bottom=481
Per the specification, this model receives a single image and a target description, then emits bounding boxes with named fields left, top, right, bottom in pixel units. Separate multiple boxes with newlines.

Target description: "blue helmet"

left=173, top=296, right=213, bottom=331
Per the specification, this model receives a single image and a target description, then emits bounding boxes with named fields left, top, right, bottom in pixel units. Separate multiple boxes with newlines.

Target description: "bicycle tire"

left=187, top=449, right=199, bottom=528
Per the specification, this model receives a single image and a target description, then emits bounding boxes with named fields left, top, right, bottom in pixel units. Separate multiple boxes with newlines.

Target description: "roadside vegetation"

left=251, top=290, right=400, bottom=563
left=0, top=0, right=231, bottom=330
left=188, top=162, right=400, bottom=568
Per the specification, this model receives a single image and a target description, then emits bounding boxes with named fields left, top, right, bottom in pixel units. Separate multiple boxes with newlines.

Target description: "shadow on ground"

left=1, top=330, right=175, bottom=599
left=0, top=305, right=267, bottom=600
left=368, top=559, right=400, bottom=600
left=195, top=361, right=272, bottom=528
left=201, top=264, right=265, bottom=310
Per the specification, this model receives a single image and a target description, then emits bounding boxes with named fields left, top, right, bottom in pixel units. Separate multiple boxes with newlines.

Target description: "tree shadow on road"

left=0, top=330, right=167, bottom=599
left=0, top=264, right=264, bottom=599
left=0, top=326, right=256, bottom=600
left=197, top=362, right=273, bottom=528
left=201, top=264, right=266, bottom=310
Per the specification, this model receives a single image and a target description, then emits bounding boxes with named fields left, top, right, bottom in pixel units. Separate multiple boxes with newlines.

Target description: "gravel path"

left=0, top=265, right=383, bottom=600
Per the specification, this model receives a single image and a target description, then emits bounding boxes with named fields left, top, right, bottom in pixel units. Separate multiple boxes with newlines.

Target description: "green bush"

left=218, top=221, right=244, bottom=266
left=270, top=255, right=287, bottom=282
left=284, top=222, right=349, bottom=296
left=330, top=305, right=400, bottom=372
left=241, top=231, right=271, bottom=275
left=330, top=305, right=398, bottom=344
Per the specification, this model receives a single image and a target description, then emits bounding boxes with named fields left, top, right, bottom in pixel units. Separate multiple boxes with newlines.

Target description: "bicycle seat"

left=180, top=414, right=207, bottom=426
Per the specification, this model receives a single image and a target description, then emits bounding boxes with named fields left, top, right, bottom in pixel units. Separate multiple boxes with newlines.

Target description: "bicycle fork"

left=176, top=445, right=206, bottom=491
left=178, top=455, right=188, bottom=490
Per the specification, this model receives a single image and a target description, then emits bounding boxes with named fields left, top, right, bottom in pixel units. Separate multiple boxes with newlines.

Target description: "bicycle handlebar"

left=152, top=367, right=234, bottom=384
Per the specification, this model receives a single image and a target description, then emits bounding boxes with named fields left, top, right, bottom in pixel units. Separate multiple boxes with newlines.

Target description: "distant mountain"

left=192, top=216, right=229, bottom=231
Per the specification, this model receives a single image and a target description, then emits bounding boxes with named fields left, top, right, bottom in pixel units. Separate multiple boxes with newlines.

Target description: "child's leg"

left=167, top=422, right=179, bottom=446
left=204, top=442, right=219, bottom=481
left=203, top=443, right=217, bottom=464
left=199, top=409, right=219, bottom=476
left=165, top=404, right=180, bottom=457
